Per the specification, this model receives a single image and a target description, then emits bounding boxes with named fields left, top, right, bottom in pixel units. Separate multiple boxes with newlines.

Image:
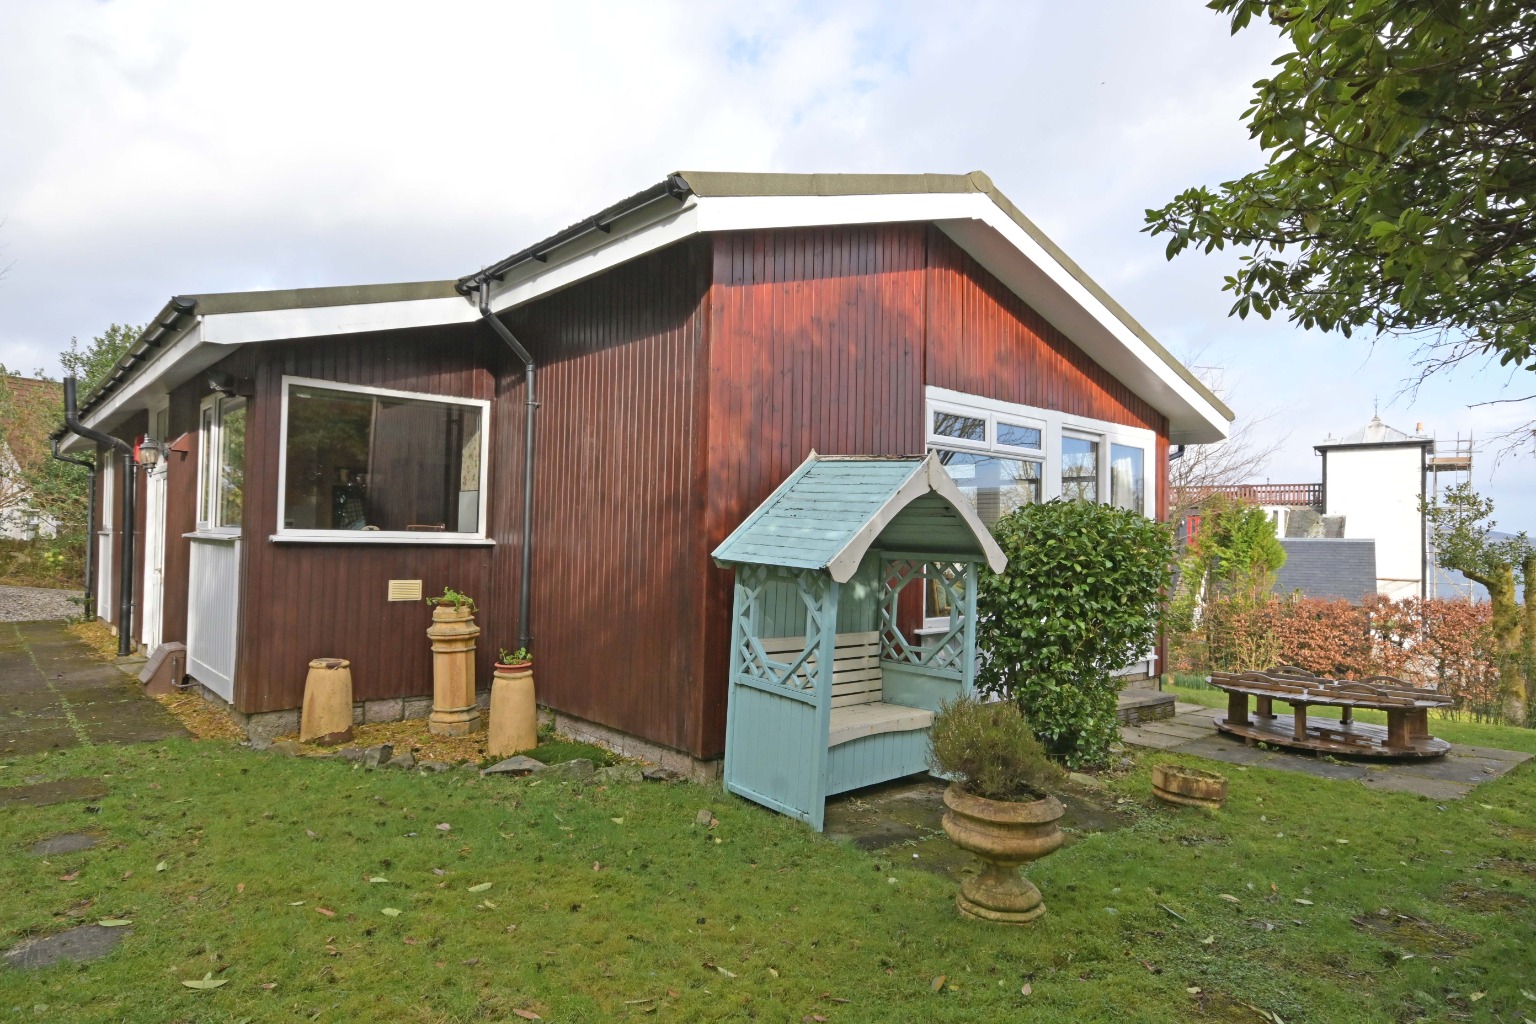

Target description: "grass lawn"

left=2, top=727, right=1535, bottom=1023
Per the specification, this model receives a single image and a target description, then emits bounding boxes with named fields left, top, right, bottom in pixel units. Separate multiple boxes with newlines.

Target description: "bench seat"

left=828, top=701, right=934, bottom=747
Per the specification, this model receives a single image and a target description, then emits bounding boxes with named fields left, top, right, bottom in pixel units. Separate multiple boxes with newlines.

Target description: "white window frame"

left=273, top=375, right=492, bottom=546
left=924, top=386, right=1158, bottom=629
left=196, top=393, right=246, bottom=536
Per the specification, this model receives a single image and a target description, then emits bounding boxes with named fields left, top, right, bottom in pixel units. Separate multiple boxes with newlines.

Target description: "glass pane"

left=1110, top=443, right=1144, bottom=512
left=932, top=411, right=985, bottom=442
left=282, top=384, right=483, bottom=533
left=1061, top=436, right=1099, bottom=502
left=997, top=421, right=1042, bottom=449
left=934, top=449, right=1042, bottom=526
left=197, top=405, right=214, bottom=525
left=217, top=402, right=245, bottom=528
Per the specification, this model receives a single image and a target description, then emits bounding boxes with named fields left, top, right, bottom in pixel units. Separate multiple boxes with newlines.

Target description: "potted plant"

left=425, top=588, right=482, bottom=737
left=488, top=646, right=538, bottom=757
left=929, top=695, right=1066, bottom=925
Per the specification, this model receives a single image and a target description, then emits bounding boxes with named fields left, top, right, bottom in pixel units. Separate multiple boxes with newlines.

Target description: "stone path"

left=0, top=619, right=186, bottom=757
left=1123, top=701, right=1532, bottom=799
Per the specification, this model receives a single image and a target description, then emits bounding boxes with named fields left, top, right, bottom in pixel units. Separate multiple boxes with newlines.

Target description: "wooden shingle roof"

left=712, top=452, right=1006, bottom=583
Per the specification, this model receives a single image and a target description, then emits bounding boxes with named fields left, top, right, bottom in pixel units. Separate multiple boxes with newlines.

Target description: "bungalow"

left=57, top=170, right=1231, bottom=777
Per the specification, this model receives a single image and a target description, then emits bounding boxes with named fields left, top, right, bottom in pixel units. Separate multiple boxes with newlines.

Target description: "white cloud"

left=1, top=0, right=1530, bottom=524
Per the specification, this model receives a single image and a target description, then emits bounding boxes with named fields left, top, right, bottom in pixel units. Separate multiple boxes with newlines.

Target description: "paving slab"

left=0, top=777, right=108, bottom=810
left=1119, top=726, right=1187, bottom=750
left=26, top=832, right=100, bottom=856
left=0, top=728, right=79, bottom=756
left=2, top=924, right=130, bottom=969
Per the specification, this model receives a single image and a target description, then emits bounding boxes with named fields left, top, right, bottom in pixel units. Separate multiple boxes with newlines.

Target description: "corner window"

left=276, top=377, right=489, bottom=542
left=197, top=395, right=245, bottom=533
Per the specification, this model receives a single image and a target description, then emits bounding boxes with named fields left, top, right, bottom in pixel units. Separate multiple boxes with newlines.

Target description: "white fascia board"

left=64, top=322, right=217, bottom=451
left=938, top=204, right=1229, bottom=445
left=486, top=202, right=703, bottom=314
left=199, top=296, right=476, bottom=345
left=483, top=190, right=1226, bottom=442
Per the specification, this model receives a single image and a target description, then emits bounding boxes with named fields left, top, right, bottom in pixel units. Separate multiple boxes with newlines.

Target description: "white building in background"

left=1314, top=416, right=1434, bottom=601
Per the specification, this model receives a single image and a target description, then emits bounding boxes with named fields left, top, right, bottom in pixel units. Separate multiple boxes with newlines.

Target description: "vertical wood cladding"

left=924, top=229, right=1167, bottom=435
left=702, top=225, right=930, bottom=757
left=229, top=327, right=501, bottom=714
left=496, top=239, right=712, bottom=755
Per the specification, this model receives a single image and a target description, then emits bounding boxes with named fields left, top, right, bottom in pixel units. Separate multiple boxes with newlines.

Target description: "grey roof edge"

left=1313, top=438, right=1434, bottom=453
left=677, top=170, right=1233, bottom=426
left=65, top=280, right=461, bottom=426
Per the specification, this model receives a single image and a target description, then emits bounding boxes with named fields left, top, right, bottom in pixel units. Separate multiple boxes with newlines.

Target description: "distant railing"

left=1173, top=483, right=1323, bottom=508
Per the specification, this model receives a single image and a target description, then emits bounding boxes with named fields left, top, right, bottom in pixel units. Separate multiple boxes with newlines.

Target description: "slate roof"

left=1316, top=415, right=1432, bottom=449
left=1274, top=539, right=1378, bottom=602
left=711, top=452, right=1006, bottom=583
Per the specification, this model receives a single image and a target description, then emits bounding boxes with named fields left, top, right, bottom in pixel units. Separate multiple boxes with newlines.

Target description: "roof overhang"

left=58, top=282, right=471, bottom=452
left=469, top=171, right=1231, bottom=444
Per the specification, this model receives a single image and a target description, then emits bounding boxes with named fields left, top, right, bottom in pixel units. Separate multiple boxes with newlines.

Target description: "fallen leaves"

left=511, top=1009, right=540, bottom=1021
left=467, top=882, right=493, bottom=893
left=180, top=972, right=228, bottom=991
left=930, top=975, right=947, bottom=993
left=314, top=907, right=336, bottom=918
left=436, top=823, right=452, bottom=832
left=1218, top=894, right=1241, bottom=903
left=155, top=861, right=167, bottom=873
left=57, top=871, right=79, bottom=882
left=96, top=919, right=132, bottom=928
left=368, top=876, right=389, bottom=884
left=381, top=908, right=402, bottom=917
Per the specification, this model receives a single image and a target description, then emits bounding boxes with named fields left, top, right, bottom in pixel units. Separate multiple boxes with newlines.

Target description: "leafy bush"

left=926, top=695, right=1062, bottom=801
left=976, top=499, right=1175, bottom=768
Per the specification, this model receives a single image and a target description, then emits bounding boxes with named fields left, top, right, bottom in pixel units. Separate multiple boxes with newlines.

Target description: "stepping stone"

left=3, top=925, right=130, bottom=969
left=26, top=832, right=98, bottom=856
left=482, top=755, right=546, bottom=777
left=0, top=777, right=107, bottom=810
left=1360, top=773, right=1472, bottom=801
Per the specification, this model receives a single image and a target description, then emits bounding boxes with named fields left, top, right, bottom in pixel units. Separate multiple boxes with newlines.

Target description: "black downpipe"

left=477, top=282, right=538, bottom=652
left=49, top=437, right=97, bottom=618
left=64, top=378, right=136, bottom=657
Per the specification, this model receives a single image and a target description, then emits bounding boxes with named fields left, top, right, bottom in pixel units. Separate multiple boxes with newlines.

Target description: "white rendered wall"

left=1323, top=446, right=1424, bottom=599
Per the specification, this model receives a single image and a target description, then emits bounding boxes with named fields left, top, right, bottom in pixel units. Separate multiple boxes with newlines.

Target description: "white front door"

left=141, top=464, right=168, bottom=652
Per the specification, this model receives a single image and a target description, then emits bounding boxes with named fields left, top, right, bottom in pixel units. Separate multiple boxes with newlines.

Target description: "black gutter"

left=64, top=378, right=136, bottom=657
left=456, top=174, right=692, bottom=297
left=476, top=282, right=538, bottom=652
left=49, top=437, right=97, bottom=618
left=67, top=296, right=197, bottom=424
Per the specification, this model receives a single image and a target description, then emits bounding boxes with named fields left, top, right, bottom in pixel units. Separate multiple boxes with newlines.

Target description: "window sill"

left=184, top=531, right=240, bottom=542
left=269, top=533, right=495, bottom=547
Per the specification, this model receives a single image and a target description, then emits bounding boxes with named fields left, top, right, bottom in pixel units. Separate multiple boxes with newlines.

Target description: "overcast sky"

left=1, top=1, right=1530, bottom=528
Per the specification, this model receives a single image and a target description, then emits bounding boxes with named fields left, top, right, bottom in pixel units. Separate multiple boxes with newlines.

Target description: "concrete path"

left=1123, top=700, right=1531, bottom=799
left=0, top=619, right=186, bottom=757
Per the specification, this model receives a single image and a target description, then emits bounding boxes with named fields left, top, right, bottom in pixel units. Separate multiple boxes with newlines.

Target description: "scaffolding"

left=1426, top=433, right=1474, bottom=600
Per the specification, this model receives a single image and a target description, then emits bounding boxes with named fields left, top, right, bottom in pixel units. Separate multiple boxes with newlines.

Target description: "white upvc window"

left=274, top=376, right=491, bottom=545
left=197, top=394, right=247, bottom=534
left=923, top=386, right=1157, bottom=628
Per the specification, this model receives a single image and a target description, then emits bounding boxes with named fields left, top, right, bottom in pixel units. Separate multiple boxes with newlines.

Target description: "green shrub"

left=926, top=695, right=1062, bottom=801
left=976, top=499, right=1174, bottom=768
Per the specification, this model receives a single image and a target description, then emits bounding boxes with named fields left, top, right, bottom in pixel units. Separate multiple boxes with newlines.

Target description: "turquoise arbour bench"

left=713, top=452, right=1007, bottom=831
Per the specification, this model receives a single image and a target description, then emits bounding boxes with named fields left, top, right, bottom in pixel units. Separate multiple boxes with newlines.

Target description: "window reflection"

left=1061, top=436, right=1099, bottom=502
left=934, top=449, right=1041, bottom=525
left=1110, top=443, right=1144, bottom=511
left=932, top=412, right=986, bottom=443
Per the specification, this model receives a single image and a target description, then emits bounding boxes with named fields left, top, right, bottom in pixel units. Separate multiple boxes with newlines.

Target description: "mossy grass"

left=1, top=722, right=1534, bottom=1022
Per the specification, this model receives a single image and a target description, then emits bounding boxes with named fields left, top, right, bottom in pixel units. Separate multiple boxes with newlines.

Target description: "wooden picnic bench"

left=1209, top=666, right=1452, bottom=759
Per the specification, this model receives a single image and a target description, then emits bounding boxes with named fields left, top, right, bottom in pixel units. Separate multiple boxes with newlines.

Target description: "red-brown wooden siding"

left=496, top=239, right=712, bottom=755
left=699, top=225, right=1171, bottom=756
left=229, top=327, right=502, bottom=713
left=86, top=221, right=1177, bottom=758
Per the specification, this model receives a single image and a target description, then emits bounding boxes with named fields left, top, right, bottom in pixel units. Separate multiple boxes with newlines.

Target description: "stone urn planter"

left=487, top=656, right=537, bottom=757
left=941, top=783, right=1065, bottom=925
left=426, top=603, right=482, bottom=737
left=1151, top=763, right=1228, bottom=809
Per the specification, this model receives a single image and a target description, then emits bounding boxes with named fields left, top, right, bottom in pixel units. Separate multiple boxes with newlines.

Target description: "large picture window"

left=197, top=395, right=245, bottom=533
left=276, top=377, right=489, bottom=542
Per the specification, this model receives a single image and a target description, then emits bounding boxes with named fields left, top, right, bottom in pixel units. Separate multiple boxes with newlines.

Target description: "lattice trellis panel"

left=878, top=559, right=971, bottom=674
left=734, top=567, right=836, bottom=694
